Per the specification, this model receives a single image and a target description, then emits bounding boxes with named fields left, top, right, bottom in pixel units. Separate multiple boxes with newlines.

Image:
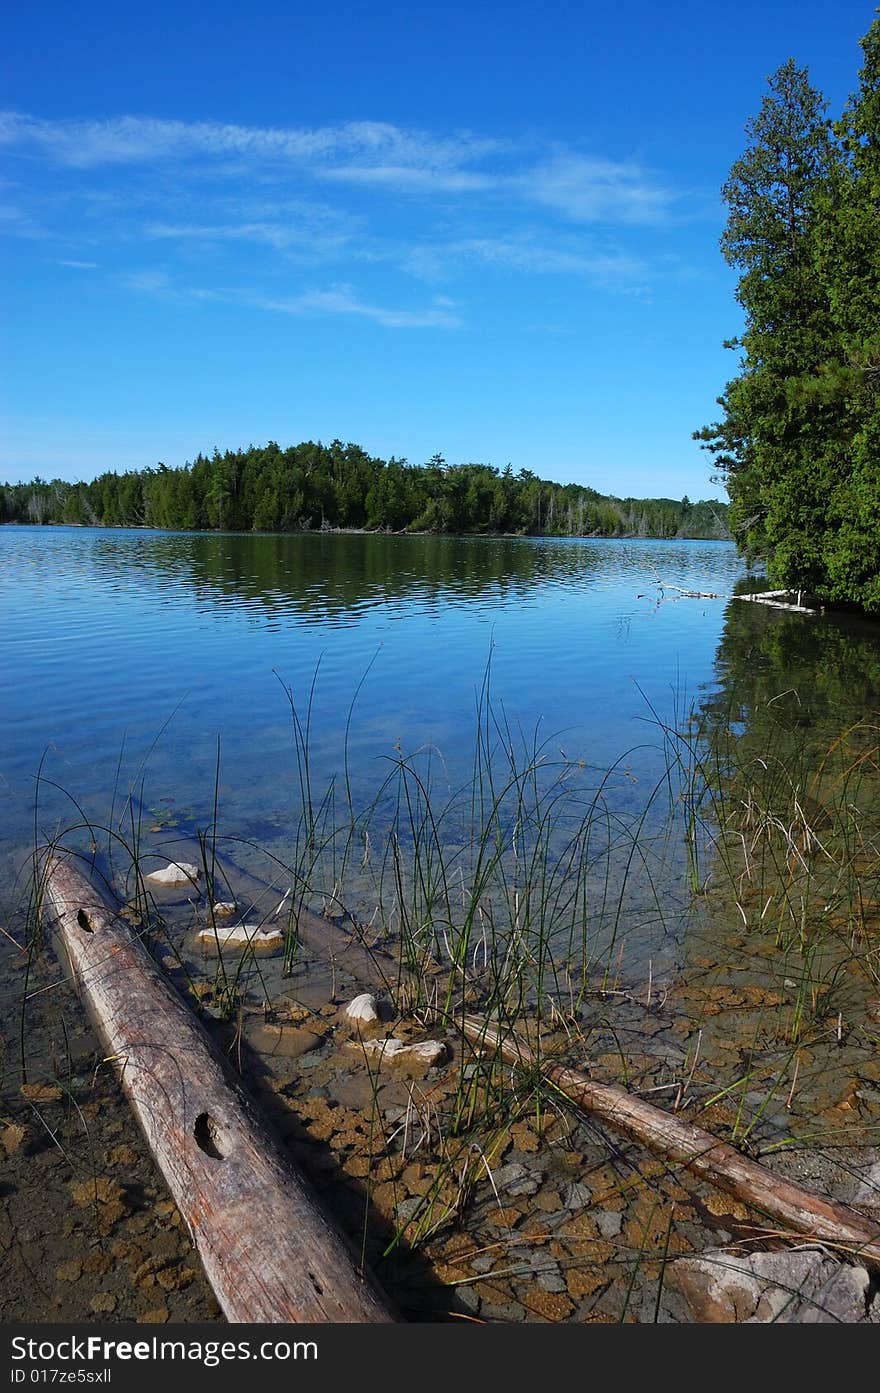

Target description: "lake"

left=4, top=525, right=880, bottom=1325
left=0, top=527, right=744, bottom=889
left=7, top=525, right=880, bottom=977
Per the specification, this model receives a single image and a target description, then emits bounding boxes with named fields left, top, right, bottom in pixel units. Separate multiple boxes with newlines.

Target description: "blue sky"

left=1, top=1, right=874, bottom=498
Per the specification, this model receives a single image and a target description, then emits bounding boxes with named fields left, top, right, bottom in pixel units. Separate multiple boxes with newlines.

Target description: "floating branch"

left=733, top=590, right=818, bottom=614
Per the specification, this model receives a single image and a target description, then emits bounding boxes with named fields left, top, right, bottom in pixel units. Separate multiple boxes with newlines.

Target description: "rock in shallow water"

left=669, top=1248, right=878, bottom=1323
left=145, top=862, right=201, bottom=889
left=197, top=923, right=283, bottom=950
left=344, top=993, right=381, bottom=1025
left=849, top=1159, right=880, bottom=1218
left=492, top=1162, right=541, bottom=1198
left=352, top=1038, right=448, bottom=1068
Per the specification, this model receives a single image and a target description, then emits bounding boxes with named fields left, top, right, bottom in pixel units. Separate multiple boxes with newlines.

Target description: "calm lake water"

left=5, top=526, right=880, bottom=1330
left=0, top=528, right=745, bottom=881
left=7, top=525, right=880, bottom=975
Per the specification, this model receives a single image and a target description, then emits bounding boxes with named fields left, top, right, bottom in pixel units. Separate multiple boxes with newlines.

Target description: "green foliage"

left=697, top=20, right=880, bottom=612
left=1, top=441, right=729, bottom=541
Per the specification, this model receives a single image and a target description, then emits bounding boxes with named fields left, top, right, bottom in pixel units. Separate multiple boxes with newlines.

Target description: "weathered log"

left=42, top=850, right=397, bottom=1324
left=120, top=834, right=880, bottom=1272
left=462, top=1015, right=880, bottom=1268
left=212, top=878, right=880, bottom=1271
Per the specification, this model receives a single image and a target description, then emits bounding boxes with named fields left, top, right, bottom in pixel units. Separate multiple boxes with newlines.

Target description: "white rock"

left=345, top=993, right=380, bottom=1025
left=670, top=1248, right=878, bottom=1323
left=198, top=923, right=284, bottom=950
left=357, top=1037, right=406, bottom=1059
left=354, top=1037, right=447, bottom=1068
left=212, top=901, right=237, bottom=918
left=145, top=861, right=202, bottom=889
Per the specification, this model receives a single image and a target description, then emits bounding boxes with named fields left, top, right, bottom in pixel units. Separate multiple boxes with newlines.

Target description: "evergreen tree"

left=696, top=59, right=836, bottom=578
left=697, top=19, right=880, bottom=612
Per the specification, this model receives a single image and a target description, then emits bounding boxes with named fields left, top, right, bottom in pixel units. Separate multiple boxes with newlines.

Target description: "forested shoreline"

left=0, top=443, right=728, bottom=540
left=697, top=16, right=880, bottom=611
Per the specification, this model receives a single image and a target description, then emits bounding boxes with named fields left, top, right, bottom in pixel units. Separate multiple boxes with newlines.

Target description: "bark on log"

left=462, top=1015, right=880, bottom=1269
left=42, top=850, right=397, bottom=1324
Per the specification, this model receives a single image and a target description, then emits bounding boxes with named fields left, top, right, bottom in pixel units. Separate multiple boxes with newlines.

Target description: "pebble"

left=345, top=993, right=381, bottom=1025
left=453, top=1285, right=481, bottom=1314
left=384, top=1106, right=409, bottom=1124
left=595, top=1208, right=623, bottom=1238
left=480, top=1300, right=527, bottom=1322
left=470, top=1254, right=496, bottom=1274
left=144, top=863, right=201, bottom=889
left=395, top=1197, right=423, bottom=1224
left=493, top=1162, right=541, bottom=1197
left=563, top=1181, right=593, bottom=1210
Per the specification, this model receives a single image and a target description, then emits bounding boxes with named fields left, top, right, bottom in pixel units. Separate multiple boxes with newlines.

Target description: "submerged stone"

left=594, top=1208, right=623, bottom=1239
left=670, top=1248, right=878, bottom=1323
left=563, top=1181, right=593, bottom=1210
left=145, top=862, right=201, bottom=889
left=849, top=1159, right=880, bottom=1218
left=492, top=1162, right=541, bottom=1198
left=197, top=923, right=283, bottom=950
left=344, top=993, right=381, bottom=1025
left=352, top=1037, right=448, bottom=1069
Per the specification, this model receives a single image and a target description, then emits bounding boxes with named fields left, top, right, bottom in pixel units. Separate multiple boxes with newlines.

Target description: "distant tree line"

left=1, top=442, right=728, bottom=540
left=696, top=16, right=880, bottom=611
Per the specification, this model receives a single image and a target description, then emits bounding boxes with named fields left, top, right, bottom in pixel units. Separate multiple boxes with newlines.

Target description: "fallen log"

left=116, top=838, right=880, bottom=1274
left=462, top=1015, right=880, bottom=1269
left=41, top=850, right=397, bottom=1324
left=210, top=883, right=880, bottom=1271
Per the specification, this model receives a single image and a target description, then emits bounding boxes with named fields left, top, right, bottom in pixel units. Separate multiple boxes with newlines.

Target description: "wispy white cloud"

left=252, top=285, right=461, bottom=329
left=405, top=236, right=648, bottom=288
left=118, top=269, right=221, bottom=303
left=0, top=197, right=48, bottom=239
left=118, top=268, right=174, bottom=295
left=325, top=151, right=676, bottom=227
left=2, top=109, right=683, bottom=333
left=525, top=153, right=674, bottom=225
left=116, top=266, right=458, bottom=328
left=0, top=110, right=675, bottom=226
left=0, top=111, right=498, bottom=174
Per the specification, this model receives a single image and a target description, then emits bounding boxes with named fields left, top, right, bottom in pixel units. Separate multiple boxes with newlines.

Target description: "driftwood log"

left=222, top=875, right=880, bottom=1272
left=231, top=867, right=880, bottom=1274
left=462, top=1015, right=880, bottom=1269
left=42, top=851, right=397, bottom=1324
